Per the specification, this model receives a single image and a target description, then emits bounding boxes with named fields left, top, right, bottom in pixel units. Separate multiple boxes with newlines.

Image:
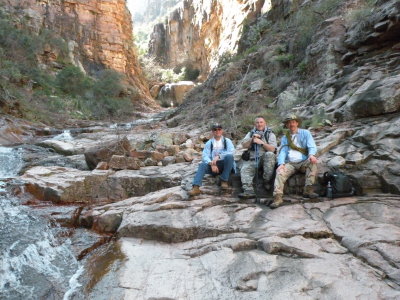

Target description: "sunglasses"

left=212, top=128, right=222, bottom=131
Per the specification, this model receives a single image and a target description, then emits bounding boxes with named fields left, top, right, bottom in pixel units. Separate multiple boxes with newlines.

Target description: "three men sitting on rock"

left=189, top=115, right=318, bottom=207
left=188, top=123, right=235, bottom=196
left=238, top=116, right=277, bottom=198
left=270, top=114, right=319, bottom=208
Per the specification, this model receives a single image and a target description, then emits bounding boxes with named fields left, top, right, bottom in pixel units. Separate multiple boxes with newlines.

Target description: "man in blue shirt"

left=188, top=123, right=236, bottom=196
left=270, top=114, right=319, bottom=208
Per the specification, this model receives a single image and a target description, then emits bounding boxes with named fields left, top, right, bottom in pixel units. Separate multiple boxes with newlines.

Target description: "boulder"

left=95, top=162, right=109, bottom=170
left=327, top=156, right=346, bottom=168
left=130, top=150, right=150, bottom=159
left=166, top=145, right=180, bottom=156
left=150, top=84, right=163, bottom=98
left=20, top=166, right=112, bottom=204
left=162, top=156, right=176, bottom=166
left=342, top=75, right=400, bottom=119
left=109, top=155, right=141, bottom=170
left=151, top=151, right=165, bottom=161
left=84, top=137, right=131, bottom=170
left=276, top=82, right=303, bottom=111
left=158, top=82, right=195, bottom=106
left=144, top=157, right=158, bottom=166
left=37, top=140, right=85, bottom=156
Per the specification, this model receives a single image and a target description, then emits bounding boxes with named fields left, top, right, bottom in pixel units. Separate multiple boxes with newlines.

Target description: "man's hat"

left=282, top=114, right=301, bottom=126
left=211, top=123, right=223, bottom=130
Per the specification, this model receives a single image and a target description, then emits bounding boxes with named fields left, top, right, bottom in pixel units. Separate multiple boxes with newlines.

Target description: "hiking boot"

left=303, top=185, right=319, bottom=199
left=220, top=181, right=229, bottom=190
left=188, top=185, right=201, bottom=196
left=238, top=189, right=255, bottom=199
left=270, top=194, right=283, bottom=209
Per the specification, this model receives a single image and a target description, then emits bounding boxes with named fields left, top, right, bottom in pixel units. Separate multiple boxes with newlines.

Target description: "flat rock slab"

left=79, top=187, right=400, bottom=298
left=20, top=163, right=194, bottom=204
left=83, top=236, right=400, bottom=299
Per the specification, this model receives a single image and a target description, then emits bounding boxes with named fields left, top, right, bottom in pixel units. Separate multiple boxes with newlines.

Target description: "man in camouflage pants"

left=238, top=116, right=277, bottom=199
left=271, top=114, right=318, bottom=209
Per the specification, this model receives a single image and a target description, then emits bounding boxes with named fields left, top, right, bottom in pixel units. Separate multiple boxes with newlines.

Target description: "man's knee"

left=198, top=162, right=209, bottom=171
left=264, top=151, right=276, bottom=159
left=224, top=154, right=234, bottom=162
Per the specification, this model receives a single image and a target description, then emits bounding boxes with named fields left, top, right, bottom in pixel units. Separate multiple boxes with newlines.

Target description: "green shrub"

left=160, top=68, right=185, bottom=82
left=56, top=65, right=92, bottom=96
left=346, top=6, right=374, bottom=31
left=273, top=54, right=294, bottom=65
left=183, top=65, right=200, bottom=81
left=286, top=0, right=345, bottom=63
left=297, top=60, right=309, bottom=75
left=0, top=10, right=136, bottom=122
left=217, top=51, right=235, bottom=67
left=93, top=69, right=124, bottom=98
left=241, top=16, right=269, bottom=48
left=302, top=110, right=329, bottom=129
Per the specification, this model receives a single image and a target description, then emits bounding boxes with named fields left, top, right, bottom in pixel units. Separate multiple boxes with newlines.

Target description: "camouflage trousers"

left=273, top=159, right=318, bottom=196
left=240, top=152, right=276, bottom=191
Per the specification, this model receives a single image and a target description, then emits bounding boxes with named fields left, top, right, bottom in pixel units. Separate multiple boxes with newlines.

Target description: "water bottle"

left=327, top=181, right=333, bottom=199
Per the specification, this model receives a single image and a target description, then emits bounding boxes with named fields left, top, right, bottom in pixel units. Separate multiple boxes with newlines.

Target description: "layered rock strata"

left=148, top=0, right=268, bottom=78
left=1, top=0, right=155, bottom=107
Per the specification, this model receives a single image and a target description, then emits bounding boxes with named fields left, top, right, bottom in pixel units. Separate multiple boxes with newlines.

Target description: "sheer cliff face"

left=148, top=0, right=268, bottom=78
left=2, top=0, right=155, bottom=106
left=133, top=0, right=181, bottom=25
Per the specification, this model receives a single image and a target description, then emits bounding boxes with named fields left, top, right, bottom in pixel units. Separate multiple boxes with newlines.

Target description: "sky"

left=126, top=0, right=147, bottom=15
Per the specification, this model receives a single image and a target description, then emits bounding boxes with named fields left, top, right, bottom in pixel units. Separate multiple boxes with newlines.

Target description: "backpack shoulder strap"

left=250, top=129, right=255, bottom=138
left=264, top=128, right=271, bottom=144
left=223, top=138, right=227, bottom=150
left=285, top=132, right=308, bottom=155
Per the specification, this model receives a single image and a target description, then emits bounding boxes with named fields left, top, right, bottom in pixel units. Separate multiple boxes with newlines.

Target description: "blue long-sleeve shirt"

left=277, top=129, right=317, bottom=166
left=202, top=137, right=236, bottom=172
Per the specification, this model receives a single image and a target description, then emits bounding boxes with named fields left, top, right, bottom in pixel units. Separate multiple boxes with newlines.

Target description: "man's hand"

left=252, top=137, right=264, bottom=145
left=211, top=165, right=219, bottom=173
left=211, top=157, right=219, bottom=165
left=309, top=155, right=318, bottom=164
left=277, top=164, right=286, bottom=174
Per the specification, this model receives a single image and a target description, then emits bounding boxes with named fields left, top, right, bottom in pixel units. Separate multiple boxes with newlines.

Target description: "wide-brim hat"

left=282, top=114, right=301, bottom=126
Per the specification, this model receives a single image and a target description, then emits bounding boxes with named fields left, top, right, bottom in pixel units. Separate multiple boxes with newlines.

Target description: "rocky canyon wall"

left=133, top=0, right=181, bottom=25
left=1, top=0, right=155, bottom=107
left=148, top=0, right=271, bottom=78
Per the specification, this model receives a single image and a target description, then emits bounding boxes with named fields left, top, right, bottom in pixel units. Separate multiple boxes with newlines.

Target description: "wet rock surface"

left=11, top=114, right=400, bottom=298
left=78, top=185, right=400, bottom=299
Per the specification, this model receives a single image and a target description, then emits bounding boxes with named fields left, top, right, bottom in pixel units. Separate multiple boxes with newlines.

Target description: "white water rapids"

left=0, top=147, right=82, bottom=300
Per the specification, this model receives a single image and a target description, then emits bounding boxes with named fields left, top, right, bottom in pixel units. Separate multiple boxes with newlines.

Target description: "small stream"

left=0, top=110, right=175, bottom=299
left=0, top=147, right=82, bottom=300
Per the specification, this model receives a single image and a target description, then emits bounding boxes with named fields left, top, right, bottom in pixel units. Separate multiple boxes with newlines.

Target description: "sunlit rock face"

left=131, top=0, right=181, bottom=25
left=1, top=0, right=155, bottom=107
left=148, top=0, right=266, bottom=78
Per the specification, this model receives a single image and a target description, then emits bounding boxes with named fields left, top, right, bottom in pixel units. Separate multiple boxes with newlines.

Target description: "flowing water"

left=0, top=147, right=82, bottom=300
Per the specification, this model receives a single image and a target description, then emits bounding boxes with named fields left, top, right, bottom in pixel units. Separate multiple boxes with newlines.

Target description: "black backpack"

left=241, top=128, right=273, bottom=161
left=323, top=169, right=355, bottom=198
left=210, top=138, right=227, bottom=153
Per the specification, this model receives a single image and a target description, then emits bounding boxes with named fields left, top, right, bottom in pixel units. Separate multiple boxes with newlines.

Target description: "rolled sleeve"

left=268, top=132, right=278, bottom=148
left=305, top=131, right=317, bottom=156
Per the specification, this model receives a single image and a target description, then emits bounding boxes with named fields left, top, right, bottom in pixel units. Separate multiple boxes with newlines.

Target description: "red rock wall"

left=2, top=0, right=156, bottom=108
